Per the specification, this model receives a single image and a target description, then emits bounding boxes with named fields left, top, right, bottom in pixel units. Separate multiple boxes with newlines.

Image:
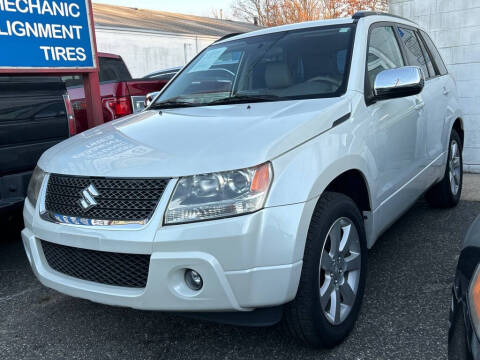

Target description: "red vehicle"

left=63, top=53, right=169, bottom=134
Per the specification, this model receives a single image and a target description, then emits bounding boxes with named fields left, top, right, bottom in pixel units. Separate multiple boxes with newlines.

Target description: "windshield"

left=152, top=24, right=355, bottom=108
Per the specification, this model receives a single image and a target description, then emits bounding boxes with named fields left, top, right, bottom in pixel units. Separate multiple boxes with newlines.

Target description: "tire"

left=426, top=129, right=463, bottom=208
left=448, top=302, right=471, bottom=360
left=283, top=192, right=367, bottom=348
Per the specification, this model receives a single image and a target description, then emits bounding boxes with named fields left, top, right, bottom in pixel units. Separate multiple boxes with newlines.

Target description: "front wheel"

left=283, top=192, right=367, bottom=348
left=426, top=129, right=463, bottom=208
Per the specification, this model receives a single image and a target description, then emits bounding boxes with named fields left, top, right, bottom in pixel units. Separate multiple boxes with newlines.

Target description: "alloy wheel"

left=319, top=217, right=361, bottom=325
left=449, top=140, right=461, bottom=196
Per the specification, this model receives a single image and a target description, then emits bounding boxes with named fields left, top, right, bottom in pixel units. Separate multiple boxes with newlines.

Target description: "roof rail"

left=214, top=32, right=244, bottom=43
left=352, top=11, right=416, bottom=24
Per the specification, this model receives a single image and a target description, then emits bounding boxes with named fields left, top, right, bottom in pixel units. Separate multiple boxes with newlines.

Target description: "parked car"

left=63, top=52, right=170, bottom=133
left=449, top=217, right=480, bottom=359
left=23, top=12, right=463, bottom=348
left=144, top=66, right=182, bottom=82
left=0, top=76, right=74, bottom=219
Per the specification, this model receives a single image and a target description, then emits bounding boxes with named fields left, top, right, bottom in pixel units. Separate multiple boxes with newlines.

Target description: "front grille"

left=45, top=174, right=169, bottom=222
left=41, top=240, right=150, bottom=288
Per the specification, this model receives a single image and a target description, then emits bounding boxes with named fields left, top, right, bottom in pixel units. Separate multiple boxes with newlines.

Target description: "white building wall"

left=390, top=0, right=480, bottom=173
left=95, top=26, right=218, bottom=78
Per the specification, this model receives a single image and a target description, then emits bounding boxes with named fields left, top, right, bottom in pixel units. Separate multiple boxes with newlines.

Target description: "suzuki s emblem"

left=79, top=184, right=100, bottom=211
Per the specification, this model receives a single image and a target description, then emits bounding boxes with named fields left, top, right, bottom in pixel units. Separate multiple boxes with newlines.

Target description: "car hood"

left=39, top=97, right=351, bottom=177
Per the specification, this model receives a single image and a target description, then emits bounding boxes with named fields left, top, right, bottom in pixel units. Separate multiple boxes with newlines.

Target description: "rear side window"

left=62, top=75, right=82, bottom=88
left=416, top=31, right=435, bottom=78
left=98, top=57, right=132, bottom=83
left=420, top=30, right=448, bottom=76
left=367, top=26, right=404, bottom=92
left=397, top=27, right=429, bottom=79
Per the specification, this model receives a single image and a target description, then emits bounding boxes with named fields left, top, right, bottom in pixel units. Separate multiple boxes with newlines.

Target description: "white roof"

left=217, top=17, right=354, bottom=44
left=216, top=13, right=420, bottom=44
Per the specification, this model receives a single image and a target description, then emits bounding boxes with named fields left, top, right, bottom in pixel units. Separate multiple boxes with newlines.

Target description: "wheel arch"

left=324, top=169, right=372, bottom=213
left=269, top=152, right=376, bottom=262
left=320, top=167, right=375, bottom=248
left=303, top=163, right=375, bottom=250
left=452, top=117, right=464, bottom=148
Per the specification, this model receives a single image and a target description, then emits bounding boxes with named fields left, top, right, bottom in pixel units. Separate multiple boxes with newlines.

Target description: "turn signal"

left=251, top=163, right=272, bottom=193
left=469, top=265, right=480, bottom=339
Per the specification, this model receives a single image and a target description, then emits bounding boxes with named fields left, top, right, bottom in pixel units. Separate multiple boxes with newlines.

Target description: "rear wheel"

left=426, top=129, right=463, bottom=208
left=283, top=192, right=367, bottom=348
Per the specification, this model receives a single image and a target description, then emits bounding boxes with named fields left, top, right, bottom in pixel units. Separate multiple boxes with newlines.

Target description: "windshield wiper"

left=149, top=97, right=199, bottom=110
left=208, top=94, right=280, bottom=105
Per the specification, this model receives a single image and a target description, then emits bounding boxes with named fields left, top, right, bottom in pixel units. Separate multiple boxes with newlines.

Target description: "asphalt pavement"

left=1, top=174, right=480, bottom=360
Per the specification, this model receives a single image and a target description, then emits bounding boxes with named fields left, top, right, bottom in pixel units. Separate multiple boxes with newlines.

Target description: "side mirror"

left=144, top=91, right=161, bottom=108
left=374, top=66, right=424, bottom=101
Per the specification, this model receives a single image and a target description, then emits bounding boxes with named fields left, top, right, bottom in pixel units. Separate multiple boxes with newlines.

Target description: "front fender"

left=267, top=127, right=372, bottom=208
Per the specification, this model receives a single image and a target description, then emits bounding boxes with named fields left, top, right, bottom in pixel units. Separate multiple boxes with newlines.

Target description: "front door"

left=365, top=25, right=427, bottom=207
left=363, top=24, right=428, bottom=235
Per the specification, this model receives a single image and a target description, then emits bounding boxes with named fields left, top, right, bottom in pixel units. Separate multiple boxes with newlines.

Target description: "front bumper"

left=23, top=197, right=316, bottom=312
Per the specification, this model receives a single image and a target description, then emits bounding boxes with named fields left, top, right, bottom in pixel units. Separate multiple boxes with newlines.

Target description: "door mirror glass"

left=374, top=66, right=424, bottom=101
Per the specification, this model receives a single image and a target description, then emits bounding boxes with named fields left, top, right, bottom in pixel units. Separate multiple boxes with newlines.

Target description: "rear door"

left=396, top=26, right=444, bottom=165
left=419, top=30, right=452, bottom=155
left=0, top=76, right=69, bottom=176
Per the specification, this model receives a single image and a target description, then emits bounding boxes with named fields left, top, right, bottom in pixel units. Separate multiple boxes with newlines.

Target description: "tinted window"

left=397, top=27, right=429, bottom=78
left=420, top=30, right=448, bottom=75
left=62, top=58, right=134, bottom=87
left=62, top=75, right=82, bottom=87
left=367, top=26, right=404, bottom=92
left=98, top=57, right=132, bottom=83
left=416, top=31, right=435, bottom=78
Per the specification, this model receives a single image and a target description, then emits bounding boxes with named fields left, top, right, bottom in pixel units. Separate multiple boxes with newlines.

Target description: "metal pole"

left=83, top=72, right=103, bottom=128
left=84, top=0, right=103, bottom=128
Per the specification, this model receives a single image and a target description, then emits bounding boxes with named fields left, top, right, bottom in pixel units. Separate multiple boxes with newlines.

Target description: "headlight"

left=165, top=162, right=273, bottom=225
left=27, top=167, right=46, bottom=208
left=469, top=264, right=480, bottom=340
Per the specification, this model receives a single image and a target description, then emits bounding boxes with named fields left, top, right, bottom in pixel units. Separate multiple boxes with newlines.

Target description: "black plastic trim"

left=214, top=32, right=244, bottom=43
left=174, top=305, right=284, bottom=327
left=352, top=11, right=417, bottom=24
left=332, top=113, right=351, bottom=128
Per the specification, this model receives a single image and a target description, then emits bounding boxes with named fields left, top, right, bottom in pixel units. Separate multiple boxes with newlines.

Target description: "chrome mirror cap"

left=374, top=66, right=425, bottom=101
left=144, top=91, right=161, bottom=108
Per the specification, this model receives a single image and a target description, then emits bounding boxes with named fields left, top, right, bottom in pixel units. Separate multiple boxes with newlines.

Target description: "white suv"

left=23, top=12, right=464, bottom=348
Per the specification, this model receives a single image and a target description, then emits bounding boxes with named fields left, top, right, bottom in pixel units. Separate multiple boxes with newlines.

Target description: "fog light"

left=185, top=269, right=203, bottom=291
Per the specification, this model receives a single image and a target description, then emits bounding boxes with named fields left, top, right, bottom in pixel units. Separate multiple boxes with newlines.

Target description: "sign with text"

left=0, top=0, right=96, bottom=70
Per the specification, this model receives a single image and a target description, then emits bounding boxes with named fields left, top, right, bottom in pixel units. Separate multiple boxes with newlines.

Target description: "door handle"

left=414, top=100, right=425, bottom=110
left=443, top=87, right=450, bottom=96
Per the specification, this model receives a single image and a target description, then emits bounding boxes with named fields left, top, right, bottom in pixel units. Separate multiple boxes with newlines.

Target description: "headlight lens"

left=165, top=162, right=273, bottom=225
left=27, top=167, right=46, bottom=208
left=469, top=264, right=480, bottom=340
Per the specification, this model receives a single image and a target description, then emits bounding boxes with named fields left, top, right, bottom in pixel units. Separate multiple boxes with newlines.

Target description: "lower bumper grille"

left=41, top=240, right=150, bottom=288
